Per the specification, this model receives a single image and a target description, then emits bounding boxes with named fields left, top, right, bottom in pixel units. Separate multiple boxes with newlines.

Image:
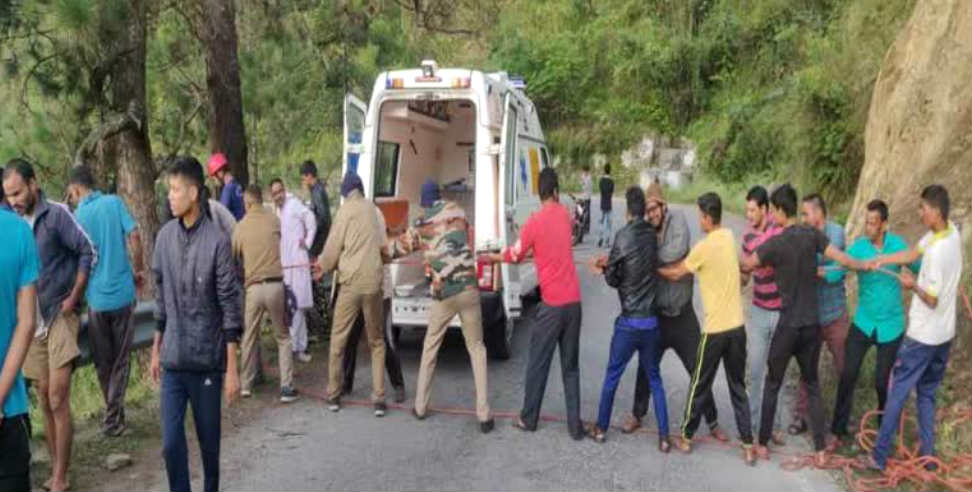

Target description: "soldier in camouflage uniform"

left=394, top=179, right=494, bottom=433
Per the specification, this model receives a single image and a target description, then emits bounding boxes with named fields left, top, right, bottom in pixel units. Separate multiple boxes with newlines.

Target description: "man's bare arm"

left=824, top=244, right=868, bottom=271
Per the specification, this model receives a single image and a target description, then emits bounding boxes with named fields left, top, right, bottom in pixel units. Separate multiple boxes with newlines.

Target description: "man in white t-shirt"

left=866, top=185, right=963, bottom=471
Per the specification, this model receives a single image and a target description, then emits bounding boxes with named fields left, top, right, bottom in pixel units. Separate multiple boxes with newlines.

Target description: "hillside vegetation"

left=2, top=0, right=916, bottom=213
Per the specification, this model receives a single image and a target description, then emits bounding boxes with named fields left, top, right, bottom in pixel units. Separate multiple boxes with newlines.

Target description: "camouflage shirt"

left=395, top=200, right=477, bottom=300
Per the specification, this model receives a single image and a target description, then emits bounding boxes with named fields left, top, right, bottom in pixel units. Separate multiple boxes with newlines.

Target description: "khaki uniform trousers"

left=327, top=287, right=385, bottom=402
left=242, top=281, right=294, bottom=392
left=415, top=289, right=491, bottom=422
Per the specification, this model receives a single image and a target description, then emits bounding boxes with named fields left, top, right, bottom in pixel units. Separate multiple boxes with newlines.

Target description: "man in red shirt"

left=489, top=168, right=585, bottom=440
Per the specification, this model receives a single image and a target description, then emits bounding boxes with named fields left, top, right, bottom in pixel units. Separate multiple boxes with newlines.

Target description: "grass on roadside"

left=28, top=351, right=161, bottom=489
left=815, top=302, right=972, bottom=491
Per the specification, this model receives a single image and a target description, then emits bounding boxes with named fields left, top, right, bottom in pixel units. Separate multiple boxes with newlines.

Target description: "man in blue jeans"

left=589, top=186, right=669, bottom=452
left=0, top=205, right=39, bottom=492
left=152, top=157, right=243, bottom=492
left=866, top=185, right=962, bottom=471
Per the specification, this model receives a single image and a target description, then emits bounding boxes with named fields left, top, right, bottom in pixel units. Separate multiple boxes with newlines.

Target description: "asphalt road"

left=145, top=203, right=841, bottom=492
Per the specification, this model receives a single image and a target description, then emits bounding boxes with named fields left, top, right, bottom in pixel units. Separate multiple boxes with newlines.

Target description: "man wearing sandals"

left=589, top=187, right=670, bottom=452
left=620, top=183, right=729, bottom=444
left=657, top=192, right=756, bottom=465
left=740, top=184, right=866, bottom=464
left=865, top=185, right=962, bottom=472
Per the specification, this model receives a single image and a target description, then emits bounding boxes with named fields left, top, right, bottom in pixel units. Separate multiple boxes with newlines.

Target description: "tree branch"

left=73, top=101, right=145, bottom=168
left=19, top=52, right=58, bottom=111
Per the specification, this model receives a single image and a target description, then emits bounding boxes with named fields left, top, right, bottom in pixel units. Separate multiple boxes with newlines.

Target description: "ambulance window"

left=375, top=141, right=399, bottom=197
left=540, top=148, right=550, bottom=168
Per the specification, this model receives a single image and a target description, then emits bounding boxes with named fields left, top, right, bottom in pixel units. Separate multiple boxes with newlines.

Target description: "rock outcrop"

left=846, top=0, right=971, bottom=248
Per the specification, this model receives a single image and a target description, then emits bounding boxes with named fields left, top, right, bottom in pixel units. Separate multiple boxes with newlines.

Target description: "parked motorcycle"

left=566, top=193, right=590, bottom=246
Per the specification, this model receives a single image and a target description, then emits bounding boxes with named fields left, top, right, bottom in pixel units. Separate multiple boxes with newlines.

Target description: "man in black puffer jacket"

left=151, top=156, right=243, bottom=492
left=589, top=186, right=670, bottom=451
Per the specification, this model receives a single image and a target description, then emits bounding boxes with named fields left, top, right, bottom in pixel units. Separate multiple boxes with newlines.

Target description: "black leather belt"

left=253, top=277, right=283, bottom=284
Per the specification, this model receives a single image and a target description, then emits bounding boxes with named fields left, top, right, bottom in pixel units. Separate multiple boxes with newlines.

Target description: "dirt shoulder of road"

left=51, top=336, right=333, bottom=492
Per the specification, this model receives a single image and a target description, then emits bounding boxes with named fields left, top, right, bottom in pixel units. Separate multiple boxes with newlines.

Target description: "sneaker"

left=280, top=387, right=299, bottom=403
left=327, top=397, right=341, bottom=412
left=297, top=352, right=313, bottom=363
left=788, top=417, right=808, bottom=436
left=374, top=402, right=387, bottom=418
left=241, top=389, right=253, bottom=398
left=480, top=419, right=495, bottom=434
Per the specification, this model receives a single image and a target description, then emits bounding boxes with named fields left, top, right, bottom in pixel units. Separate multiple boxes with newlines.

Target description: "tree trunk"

left=96, top=0, right=160, bottom=298
left=199, top=0, right=249, bottom=187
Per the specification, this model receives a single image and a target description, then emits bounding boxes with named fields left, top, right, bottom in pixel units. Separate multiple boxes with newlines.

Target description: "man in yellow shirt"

left=658, top=192, right=755, bottom=466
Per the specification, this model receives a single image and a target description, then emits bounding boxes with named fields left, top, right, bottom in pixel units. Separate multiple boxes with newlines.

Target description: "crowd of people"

left=0, top=153, right=964, bottom=492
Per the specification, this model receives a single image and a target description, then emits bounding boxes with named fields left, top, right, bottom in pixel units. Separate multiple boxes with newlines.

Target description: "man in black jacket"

left=597, top=163, right=615, bottom=248
left=301, top=160, right=332, bottom=342
left=151, top=157, right=242, bottom=492
left=300, top=160, right=332, bottom=260
left=589, top=187, right=670, bottom=452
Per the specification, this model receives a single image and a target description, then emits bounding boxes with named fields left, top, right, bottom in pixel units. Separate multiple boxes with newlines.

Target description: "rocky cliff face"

left=846, top=0, right=971, bottom=249
left=846, top=0, right=971, bottom=385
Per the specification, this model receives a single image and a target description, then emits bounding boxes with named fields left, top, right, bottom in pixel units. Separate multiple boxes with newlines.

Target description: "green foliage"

left=487, top=0, right=914, bottom=207
left=1, top=0, right=916, bottom=207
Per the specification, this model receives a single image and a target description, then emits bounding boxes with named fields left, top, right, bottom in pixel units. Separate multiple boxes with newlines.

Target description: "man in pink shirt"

left=740, top=185, right=786, bottom=447
left=489, top=168, right=585, bottom=440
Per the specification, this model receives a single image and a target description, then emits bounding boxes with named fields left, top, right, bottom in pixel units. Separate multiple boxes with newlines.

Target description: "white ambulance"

left=341, top=60, right=556, bottom=359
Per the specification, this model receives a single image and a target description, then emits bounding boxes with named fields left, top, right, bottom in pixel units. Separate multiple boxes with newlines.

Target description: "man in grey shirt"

left=619, top=184, right=727, bottom=443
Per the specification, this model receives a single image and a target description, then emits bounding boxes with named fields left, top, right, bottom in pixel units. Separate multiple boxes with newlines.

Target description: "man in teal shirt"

left=68, top=166, right=145, bottom=437
left=830, top=199, right=908, bottom=444
left=0, top=206, right=40, bottom=491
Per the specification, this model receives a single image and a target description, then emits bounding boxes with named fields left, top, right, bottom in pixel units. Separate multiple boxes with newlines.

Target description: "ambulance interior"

left=372, top=99, right=486, bottom=297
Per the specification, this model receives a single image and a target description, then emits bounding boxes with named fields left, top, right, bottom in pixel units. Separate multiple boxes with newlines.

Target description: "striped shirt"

left=742, top=220, right=783, bottom=311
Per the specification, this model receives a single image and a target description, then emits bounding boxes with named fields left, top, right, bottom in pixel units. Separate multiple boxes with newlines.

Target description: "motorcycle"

left=567, top=193, right=590, bottom=246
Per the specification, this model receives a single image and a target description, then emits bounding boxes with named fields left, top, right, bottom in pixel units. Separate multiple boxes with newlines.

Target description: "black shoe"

left=280, top=386, right=299, bottom=403
left=571, top=423, right=588, bottom=441
left=374, top=402, right=387, bottom=418
left=480, top=419, right=495, bottom=434
left=411, top=407, right=427, bottom=421
left=394, top=385, right=406, bottom=404
left=788, top=418, right=808, bottom=436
